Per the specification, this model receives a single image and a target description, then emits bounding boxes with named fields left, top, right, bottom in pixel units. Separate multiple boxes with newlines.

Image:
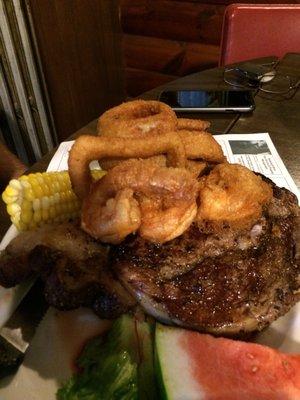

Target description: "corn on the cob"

left=2, top=170, right=106, bottom=231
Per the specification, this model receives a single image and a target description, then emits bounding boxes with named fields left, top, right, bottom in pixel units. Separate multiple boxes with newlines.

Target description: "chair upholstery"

left=219, top=4, right=300, bottom=66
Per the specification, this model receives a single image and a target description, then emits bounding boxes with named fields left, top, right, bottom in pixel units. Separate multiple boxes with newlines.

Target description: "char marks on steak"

left=111, top=185, right=300, bottom=336
left=0, top=223, right=136, bottom=319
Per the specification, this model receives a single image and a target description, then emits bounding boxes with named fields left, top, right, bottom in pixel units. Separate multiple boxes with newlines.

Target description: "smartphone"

left=158, top=89, right=255, bottom=113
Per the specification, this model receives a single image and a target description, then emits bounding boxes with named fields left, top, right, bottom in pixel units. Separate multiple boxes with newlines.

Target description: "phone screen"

left=159, top=90, right=254, bottom=111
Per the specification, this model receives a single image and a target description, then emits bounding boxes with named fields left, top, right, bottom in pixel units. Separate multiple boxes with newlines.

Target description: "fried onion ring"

left=177, top=130, right=226, bottom=163
left=98, top=130, right=225, bottom=170
left=82, top=159, right=199, bottom=244
left=177, top=117, right=210, bottom=131
left=97, top=100, right=177, bottom=138
left=196, top=163, right=273, bottom=231
left=102, top=156, right=208, bottom=179
left=186, top=160, right=208, bottom=178
left=68, top=133, right=186, bottom=199
left=96, top=100, right=225, bottom=170
left=99, top=155, right=167, bottom=171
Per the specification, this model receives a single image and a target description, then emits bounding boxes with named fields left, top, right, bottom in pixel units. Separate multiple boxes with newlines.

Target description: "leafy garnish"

left=57, top=337, right=138, bottom=400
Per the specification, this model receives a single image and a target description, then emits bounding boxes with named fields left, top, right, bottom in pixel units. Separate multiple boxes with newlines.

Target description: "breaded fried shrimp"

left=82, top=188, right=141, bottom=244
left=81, top=159, right=199, bottom=244
left=197, top=163, right=273, bottom=231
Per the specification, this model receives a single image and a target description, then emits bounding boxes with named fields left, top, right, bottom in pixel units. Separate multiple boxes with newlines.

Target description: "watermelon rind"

left=155, top=323, right=205, bottom=400
left=135, top=317, right=157, bottom=399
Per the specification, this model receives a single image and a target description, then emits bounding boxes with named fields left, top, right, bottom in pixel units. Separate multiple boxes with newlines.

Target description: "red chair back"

left=219, top=4, right=300, bottom=66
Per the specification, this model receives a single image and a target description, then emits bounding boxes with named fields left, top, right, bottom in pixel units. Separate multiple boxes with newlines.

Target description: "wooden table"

left=0, top=53, right=299, bottom=239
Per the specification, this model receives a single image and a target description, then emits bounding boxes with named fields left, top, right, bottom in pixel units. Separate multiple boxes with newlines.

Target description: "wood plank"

left=125, top=67, right=177, bottom=97
left=123, top=34, right=219, bottom=77
left=27, top=0, right=125, bottom=142
left=120, top=0, right=225, bottom=45
left=123, top=34, right=184, bottom=73
left=178, top=42, right=219, bottom=75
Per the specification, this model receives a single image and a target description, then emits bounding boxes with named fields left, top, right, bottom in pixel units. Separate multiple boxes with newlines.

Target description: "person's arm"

left=0, top=142, right=26, bottom=189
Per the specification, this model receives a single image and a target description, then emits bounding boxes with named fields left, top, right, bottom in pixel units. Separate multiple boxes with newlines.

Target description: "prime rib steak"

left=111, top=184, right=300, bottom=337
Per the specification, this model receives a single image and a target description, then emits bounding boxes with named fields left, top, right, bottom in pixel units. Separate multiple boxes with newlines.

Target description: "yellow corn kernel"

left=1, top=169, right=105, bottom=231
left=33, top=210, right=42, bottom=223
left=31, top=183, right=44, bottom=198
left=2, top=190, right=17, bottom=204
left=49, top=206, right=56, bottom=219
left=4, top=186, right=19, bottom=197
left=24, top=187, right=35, bottom=201
left=21, top=209, right=33, bottom=224
left=7, top=203, right=21, bottom=217
left=21, top=199, right=32, bottom=211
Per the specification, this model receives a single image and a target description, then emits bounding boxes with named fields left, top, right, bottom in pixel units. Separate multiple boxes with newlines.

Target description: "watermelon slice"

left=155, top=324, right=300, bottom=400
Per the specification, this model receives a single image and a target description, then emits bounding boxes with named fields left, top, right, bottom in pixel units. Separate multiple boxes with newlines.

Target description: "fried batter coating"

left=177, top=117, right=211, bottom=131
left=68, top=133, right=186, bottom=199
left=99, top=130, right=225, bottom=171
left=96, top=100, right=225, bottom=170
left=185, top=160, right=208, bottom=178
left=83, top=187, right=141, bottom=244
left=100, top=158, right=208, bottom=181
left=177, top=130, right=226, bottom=163
left=82, top=159, right=199, bottom=244
left=197, top=164, right=273, bottom=231
left=98, top=100, right=177, bottom=138
left=99, top=155, right=167, bottom=171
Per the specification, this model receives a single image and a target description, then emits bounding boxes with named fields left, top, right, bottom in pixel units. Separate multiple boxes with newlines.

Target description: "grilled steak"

left=0, top=183, right=298, bottom=335
left=0, top=222, right=107, bottom=286
left=111, top=184, right=300, bottom=336
left=0, top=222, right=136, bottom=318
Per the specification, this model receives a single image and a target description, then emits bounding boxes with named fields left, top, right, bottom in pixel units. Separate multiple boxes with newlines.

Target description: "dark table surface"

left=0, top=53, right=299, bottom=239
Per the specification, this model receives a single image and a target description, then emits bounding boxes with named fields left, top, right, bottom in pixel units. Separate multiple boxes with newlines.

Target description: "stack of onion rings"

left=97, top=100, right=177, bottom=138
left=97, top=99, right=224, bottom=173
left=68, top=132, right=186, bottom=200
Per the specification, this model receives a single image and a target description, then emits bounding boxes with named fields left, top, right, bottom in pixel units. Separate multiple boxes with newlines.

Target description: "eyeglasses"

left=223, top=63, right=300, bottom=97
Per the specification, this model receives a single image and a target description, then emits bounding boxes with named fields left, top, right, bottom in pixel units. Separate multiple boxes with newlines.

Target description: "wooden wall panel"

left=121, top=0, right=222, bottom=96
left=125, top=68, right=177, bottom=97
left=124, top=34, right=219, bottom=75
left=123, top=34, right=184, bottom=73
left=27, top=0, right=125, bottom=142
left=120, top=1, right=225, bottom=45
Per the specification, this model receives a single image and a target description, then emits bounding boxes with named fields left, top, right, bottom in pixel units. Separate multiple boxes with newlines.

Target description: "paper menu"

left=214, top=132, right=299, bottom=201
left=46, top=140, right=100, bottom=172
